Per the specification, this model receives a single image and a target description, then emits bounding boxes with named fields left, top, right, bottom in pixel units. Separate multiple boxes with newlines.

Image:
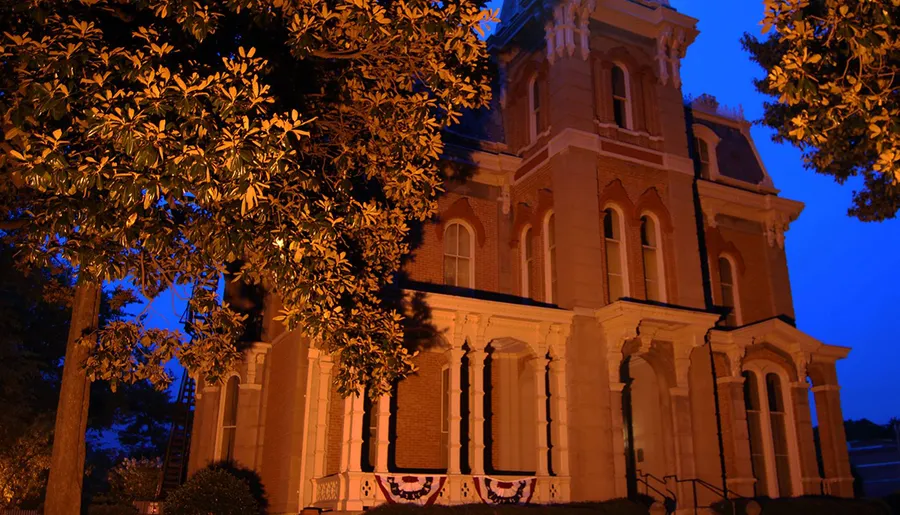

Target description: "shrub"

left=87, top=503, right=139, bottom=515
left=366, top=500, right=649, bottom=515
left=711, top=495, right=890, bottom=515
left=205, top=460, right=269, bottom=514
left=162, top=467, right=259, bottom=515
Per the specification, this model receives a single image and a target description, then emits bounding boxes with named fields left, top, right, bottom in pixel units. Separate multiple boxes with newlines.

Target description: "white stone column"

left=313, top=359, right=333, bottom=478
left=374, top=395, right=390, bottom=473
left=446, top=348, right=464, bottom=474
left=533, top=356, right=550, bottom=477
left=548, top=357, right=570, bottom=476
left=340, top=393, right=365, bottom=473
left=469, top=348, right=487, bottom=474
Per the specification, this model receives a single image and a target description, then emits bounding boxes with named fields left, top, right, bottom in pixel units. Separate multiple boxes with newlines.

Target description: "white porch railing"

left=310, top=473, right=569, bottom=510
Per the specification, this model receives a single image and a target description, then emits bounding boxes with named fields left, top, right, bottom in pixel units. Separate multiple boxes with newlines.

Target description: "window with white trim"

left=743, top=371, right=769, bottom=496
left=640, top=215, right=665, bottom=302
left=219, top=376, right=240, bottom=461
left=743, top=369, right=796, bottom=497
left=604, top=207, right=628, bottom=301
left=718, top=256, right=740, bottom=326
left=611, top=65, right=632, bottom=129
left=529, top=76, right=542, bottom=142
left=443, top=222, right=473, bottom=288
left=695, top=137, right=711, bottom=176
left=521, top=225, right=535, bottom=298
left=544, top=213, right=558, bottom=303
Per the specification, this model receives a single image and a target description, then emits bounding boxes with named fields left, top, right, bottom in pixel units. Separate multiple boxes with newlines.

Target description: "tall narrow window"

left=604, top=208, right=627, bottom=301
left=743, top=371, right=769, bottom=497
left=521, top=226, right=535, bottom=298
left=530, top=77, right=542, bottom=142
left=718, top=256, right=739, bottom=326
left=767, top=373, right=793, bottom=497
left=443, top=222, right=473, bottom=288
left=220, top=376, right=240, bottom=461
left=695, top=137, right=711, bottom=176
left=545, top=213, right=558, bottom=303
left=611, top=65, right=631, bottom=129
left=440, top=366, right=451, bottom=469
left=640, top=215, right=664, bottom=302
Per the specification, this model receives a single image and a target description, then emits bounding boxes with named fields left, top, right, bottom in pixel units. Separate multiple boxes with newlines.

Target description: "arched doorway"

left=622, top=354, right=676, bottom=503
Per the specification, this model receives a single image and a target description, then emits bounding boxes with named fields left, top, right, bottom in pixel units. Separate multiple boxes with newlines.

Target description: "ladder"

left=157, top=371, right=196, bottom=499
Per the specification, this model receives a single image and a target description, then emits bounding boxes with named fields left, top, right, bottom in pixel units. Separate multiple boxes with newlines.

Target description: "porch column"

left=374, top=395, right=390, bottom=473
left=790, top=380, right=822, bottom=495
left=548, top=357, right=570, bottom=476
left=469, top=348, right=487, bottom=475
left=533, top=356, right=550, bottom=476
left=813, top=384, right=853, bottom=497
left=446, top=347, right=464, bottom=474
left=339, top=393, right=365, bottom=473
left=339, top=392, right=366, bottom=511
left=313, top=359, right=333, bottom=478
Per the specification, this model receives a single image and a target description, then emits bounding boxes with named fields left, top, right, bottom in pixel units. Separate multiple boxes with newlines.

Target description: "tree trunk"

left=45, top=279, right=101, bottom=515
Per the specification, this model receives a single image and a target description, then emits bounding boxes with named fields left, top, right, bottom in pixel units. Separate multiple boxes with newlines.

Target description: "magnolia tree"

left=743, top=0, right=900, bottom=221
left=0, top=0, right=494, bottom=512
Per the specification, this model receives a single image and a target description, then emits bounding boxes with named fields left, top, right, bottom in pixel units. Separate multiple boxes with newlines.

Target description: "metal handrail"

left=637, top=470, right=676, bottom=499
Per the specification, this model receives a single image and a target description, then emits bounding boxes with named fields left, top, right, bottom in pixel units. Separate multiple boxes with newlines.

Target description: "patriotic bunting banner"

left=473, top=476, right=537, bottom=505
left=375, top=474, right=446, bottom=506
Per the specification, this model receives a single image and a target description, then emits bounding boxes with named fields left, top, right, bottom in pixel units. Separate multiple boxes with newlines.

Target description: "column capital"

left=669, top=386, right=689, bottom=397
left=812, top=384, right=841, bottom=393
left=609, top=382, right=626, bottom=393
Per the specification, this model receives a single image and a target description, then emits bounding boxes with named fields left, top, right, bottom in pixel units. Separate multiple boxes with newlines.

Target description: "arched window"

left=611, top=65, right=631, bottom=129
left=544, top=213, right=558, bottom=303
left=443, top=221, right=474, bottom=288
left=640, top=215, right=665, bottom=302
left=743, top=368, right=797, bottom=497
left=604, top=207, right=628, bottom=301
left=521, top=226, right=535, bottom=298
left=529, top=76, right=542, bottom=142
left=695, top=137, right=712, bottom=176
left=766, top=373, right=793, bottom=497
left=718, top=256, right=740, bottom=326
left=743, top=371, right=769, bottom=496
left=219, top=376, right=240, bottom=461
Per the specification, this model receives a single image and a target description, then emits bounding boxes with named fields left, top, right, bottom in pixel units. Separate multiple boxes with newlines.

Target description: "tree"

left=0, top=242, right=173, bottom=509
left=1, top=0, right=494, bottom=511
left=743, top=0, right=900, bottom=221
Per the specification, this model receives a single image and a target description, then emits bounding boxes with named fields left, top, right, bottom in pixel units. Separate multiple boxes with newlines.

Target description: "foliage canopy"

left=0, top=0, right=495, bottom=396
left=743, top=0, right=900, bottom=221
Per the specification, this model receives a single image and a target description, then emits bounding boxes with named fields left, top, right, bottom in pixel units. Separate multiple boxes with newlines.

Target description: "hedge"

left=366, top=500, right=651, bottom=515
left=711, top=495, right=891, bottom=515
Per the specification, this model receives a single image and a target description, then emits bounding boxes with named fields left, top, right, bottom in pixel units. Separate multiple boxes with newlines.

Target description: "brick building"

left=187, top=0, right=855, bottom=512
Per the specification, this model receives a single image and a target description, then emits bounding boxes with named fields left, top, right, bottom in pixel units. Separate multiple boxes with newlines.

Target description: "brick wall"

left=404, top=190, right=502, bottom=294
left=394, top=351, right=448, bottom=470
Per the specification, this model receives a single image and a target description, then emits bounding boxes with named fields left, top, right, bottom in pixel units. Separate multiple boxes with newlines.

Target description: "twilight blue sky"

left=140, top=0, right=899, bottom=424
left=668, top=0, right=899, bottom=423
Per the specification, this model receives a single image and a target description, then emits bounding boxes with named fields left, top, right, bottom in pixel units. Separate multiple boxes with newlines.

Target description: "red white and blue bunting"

left=375, top=475, right=446, bottom=506
left=473, top=476, right=537, bottom=505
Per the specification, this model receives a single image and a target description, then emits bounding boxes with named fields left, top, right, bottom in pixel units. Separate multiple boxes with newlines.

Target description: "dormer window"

left=611, top=65, right=632, bottom=129
left=695, top=137, right=711, bottom=176
left=529, top=76, right=542, bottom=142
left=691, top=125, right=722, bottom=179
